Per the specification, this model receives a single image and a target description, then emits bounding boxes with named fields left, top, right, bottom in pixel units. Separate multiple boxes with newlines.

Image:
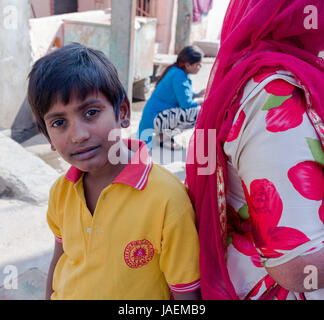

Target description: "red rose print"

left=227, top=205, right=261, bottom=267
left=262, top=80, right=305, bottom=132
left=288, top=161, right=323, bottom=201
left=253, top=71, right=277, bottom=83
left=226, top=109, right=246, bottom=142
left=241, top=179, right=310, bottom=258
left=320, top=202, right=324, bottom=224
left=288, top=161, right=324, bottom=223
left=232, top=232, right=263, bottom=267
left=264, top=79, right=294, bottom=96
left=246, top=274, right=289, bottom=300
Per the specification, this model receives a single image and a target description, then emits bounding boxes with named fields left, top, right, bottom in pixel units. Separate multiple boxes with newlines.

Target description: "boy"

left=27, top=43, right=200, bottom=300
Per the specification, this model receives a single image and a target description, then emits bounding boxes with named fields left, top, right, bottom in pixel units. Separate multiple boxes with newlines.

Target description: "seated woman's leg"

left=153, top=106, right=200, bottom=142
left=153, top=106, right=200, bottom=150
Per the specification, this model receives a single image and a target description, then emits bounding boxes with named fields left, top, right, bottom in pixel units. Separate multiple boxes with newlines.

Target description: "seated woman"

left=137, top=45, right=205, bottom=150
left=186, top=0, right=324, bottom=300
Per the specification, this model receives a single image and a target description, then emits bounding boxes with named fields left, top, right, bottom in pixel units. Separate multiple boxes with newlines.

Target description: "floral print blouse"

left=223, top=70, right=324, bottom=300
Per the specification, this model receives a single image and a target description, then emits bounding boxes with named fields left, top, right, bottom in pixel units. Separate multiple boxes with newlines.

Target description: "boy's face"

left=44, top=92, right=130, bottom=173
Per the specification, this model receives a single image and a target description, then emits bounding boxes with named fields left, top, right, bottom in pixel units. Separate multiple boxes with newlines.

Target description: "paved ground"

left=0, top=57, right=214, bottom=299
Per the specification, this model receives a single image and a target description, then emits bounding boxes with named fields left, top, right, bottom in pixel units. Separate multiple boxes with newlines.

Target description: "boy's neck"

left=82, top=141, right=134, bottom=215
left=84, top=141, right=133, bottom=187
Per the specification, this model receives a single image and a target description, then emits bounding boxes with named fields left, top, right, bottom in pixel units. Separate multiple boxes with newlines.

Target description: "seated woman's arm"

left=172, top=71, right=199, bottom=109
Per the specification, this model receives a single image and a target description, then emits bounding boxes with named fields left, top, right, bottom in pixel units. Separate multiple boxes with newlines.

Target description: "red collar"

left=65, top=139, right=152, bottom=190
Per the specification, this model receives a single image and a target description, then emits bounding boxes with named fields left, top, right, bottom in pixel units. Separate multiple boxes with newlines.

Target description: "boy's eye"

left=51, top=119, right=64, bottom=128
left=85, top=109, right=99, bottom=118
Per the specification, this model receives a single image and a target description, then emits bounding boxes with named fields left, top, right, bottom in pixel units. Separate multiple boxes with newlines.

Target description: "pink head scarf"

left=186, top=0, right=324, bottom=300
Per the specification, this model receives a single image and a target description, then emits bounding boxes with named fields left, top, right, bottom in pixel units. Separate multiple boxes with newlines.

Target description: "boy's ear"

left=50, top=144, right=56, bottom=152
left=119, top=98, right=131, bottom=128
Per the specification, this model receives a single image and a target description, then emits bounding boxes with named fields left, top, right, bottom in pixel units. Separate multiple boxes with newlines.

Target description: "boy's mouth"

left=71, top=145, right=101, bottom=160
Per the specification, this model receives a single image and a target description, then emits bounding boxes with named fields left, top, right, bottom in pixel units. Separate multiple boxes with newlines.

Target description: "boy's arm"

left=45, top=240, right=64, bottom=300
left=160, top=203, right=201, bottom=301
left=172, top=289, right=201, bottom=300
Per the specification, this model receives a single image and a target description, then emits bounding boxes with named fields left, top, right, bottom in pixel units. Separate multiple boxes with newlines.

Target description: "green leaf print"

left=238, top=204, right=249, bottom=220
left=306, top=137, right=324, bottom=166
left=262, top=94, right=292, bottom=111
left=227, top=234, right=233, bottom=246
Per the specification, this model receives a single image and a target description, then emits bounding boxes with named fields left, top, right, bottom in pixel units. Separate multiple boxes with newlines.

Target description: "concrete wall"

left=78, top=0, right=111, bottom=11
left=29, top=0, right=228, bottom=54
left=205, top=0, right=230, bottom=41
left=191, top=0, right=230, bottom=43
left=155, top=0, right=176, bottom=54
left=30, top=0, right=51, bottom=18
left=30, top=0, right=111, bottom=18
left=133, top=18, right=157, bottom=80
left=0, top=0, right=32, bottom=129
left=61, top=11, right=156, bottom=82
left=155, top=0, right=230, bottom=54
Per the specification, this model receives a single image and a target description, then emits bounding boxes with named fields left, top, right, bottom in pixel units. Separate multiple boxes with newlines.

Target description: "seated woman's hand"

left=198, top=89, right=206, bottom=97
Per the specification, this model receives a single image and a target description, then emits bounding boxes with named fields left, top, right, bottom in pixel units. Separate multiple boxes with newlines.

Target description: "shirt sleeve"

left=160, top=201, right=200, bottom=293
left=172, top=71, right=198, bottom=109
left=224, top=75, right=324, bottom=267
left=47, top=179, right=63, bottom=244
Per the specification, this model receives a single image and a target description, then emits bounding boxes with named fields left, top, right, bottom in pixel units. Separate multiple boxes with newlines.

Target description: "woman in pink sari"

left=186, top=0, right=324, bottom=299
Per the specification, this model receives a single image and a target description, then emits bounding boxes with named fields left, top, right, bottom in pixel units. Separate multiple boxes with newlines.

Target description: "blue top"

left=137, top=66, right=198, bottom=147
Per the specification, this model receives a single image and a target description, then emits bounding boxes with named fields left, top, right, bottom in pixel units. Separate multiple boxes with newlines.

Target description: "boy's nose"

left=70, top=121, right=90, bottom=143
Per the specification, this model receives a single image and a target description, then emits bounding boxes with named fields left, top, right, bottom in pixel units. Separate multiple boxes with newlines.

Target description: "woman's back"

left=151, top=66, right=189, bottom=106
left=138, top=66, right=198, bottom=136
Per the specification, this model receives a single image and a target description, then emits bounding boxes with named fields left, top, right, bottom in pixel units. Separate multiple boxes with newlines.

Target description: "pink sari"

left=186, top=0, right=324, bottom=300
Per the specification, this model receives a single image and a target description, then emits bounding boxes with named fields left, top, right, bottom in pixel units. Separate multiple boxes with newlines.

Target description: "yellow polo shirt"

left=47, top=139, right=200, bottom=299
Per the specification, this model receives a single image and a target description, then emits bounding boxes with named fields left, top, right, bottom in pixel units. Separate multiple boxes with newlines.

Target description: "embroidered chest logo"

left=124, top=239, right=154, bottom=268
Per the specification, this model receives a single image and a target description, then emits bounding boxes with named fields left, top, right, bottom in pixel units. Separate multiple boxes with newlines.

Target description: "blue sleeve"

left=172, top=71, right=198, bottom=109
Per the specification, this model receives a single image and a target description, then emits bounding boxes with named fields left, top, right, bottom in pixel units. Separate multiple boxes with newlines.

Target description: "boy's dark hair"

left=27, top=42, right=128, bottom=139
